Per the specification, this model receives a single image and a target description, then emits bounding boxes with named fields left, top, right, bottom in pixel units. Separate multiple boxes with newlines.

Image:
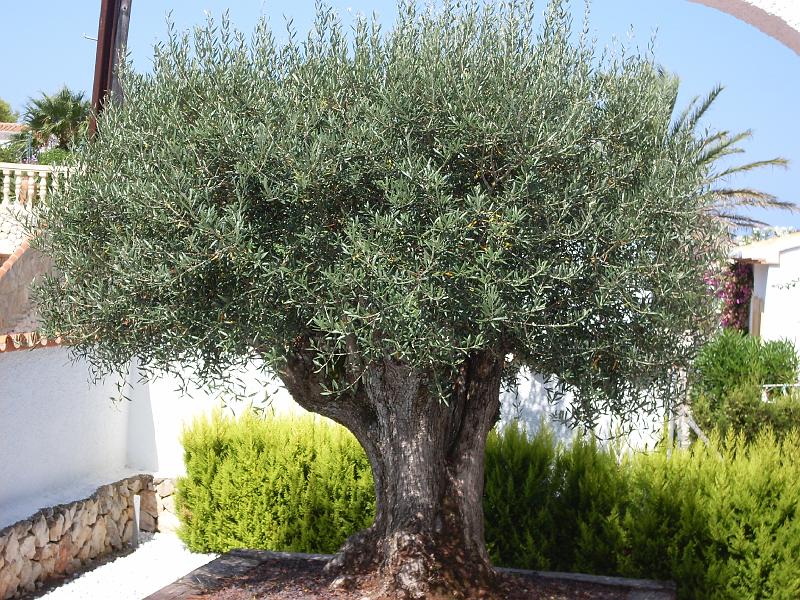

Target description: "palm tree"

left=671, top=84, right=796, bottom=231
left=22, top=87, right=91, bottom=151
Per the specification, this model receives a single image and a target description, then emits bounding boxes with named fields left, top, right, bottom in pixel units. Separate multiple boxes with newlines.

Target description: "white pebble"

left=40, top=532, right=217, bottom=600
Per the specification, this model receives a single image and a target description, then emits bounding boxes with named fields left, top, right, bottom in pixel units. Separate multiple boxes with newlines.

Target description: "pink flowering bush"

left=705, top=261, right=753, bottom=332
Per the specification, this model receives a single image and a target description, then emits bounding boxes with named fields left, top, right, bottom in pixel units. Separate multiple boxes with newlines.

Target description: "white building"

left=0, top=122, right=25, bottom=147
left=731, top=232, right=800, bottom=351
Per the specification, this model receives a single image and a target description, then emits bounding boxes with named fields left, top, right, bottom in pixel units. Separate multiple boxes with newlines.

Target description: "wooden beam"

left=89, top=0, right=133, bottom=136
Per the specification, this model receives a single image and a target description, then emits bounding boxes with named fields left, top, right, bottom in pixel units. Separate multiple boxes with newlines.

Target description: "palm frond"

left=708, top=158, right=789, bottom=183
left=671, top=84, right=723, bottom=136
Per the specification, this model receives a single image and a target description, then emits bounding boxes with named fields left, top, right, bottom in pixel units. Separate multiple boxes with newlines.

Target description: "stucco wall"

left=755, top=247, right=800, bottom=351
left=499, top=369, right=668, bottom=450
left=0, top=348, right=130, bottom=529
left=0, top=350, right=303, bottom=529
left=126, top=359, right=302, bottom=475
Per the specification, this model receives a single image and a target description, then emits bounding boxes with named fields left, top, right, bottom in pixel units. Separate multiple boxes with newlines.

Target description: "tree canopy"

left=32, top=1, right=732, bottom=427
left=0, top=96, right=18, bottom=123
left=33, top=2, right=767, bottom=595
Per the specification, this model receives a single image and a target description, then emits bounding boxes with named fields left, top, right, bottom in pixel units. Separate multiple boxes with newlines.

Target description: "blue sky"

left=2, top=1, right=798, bottom=227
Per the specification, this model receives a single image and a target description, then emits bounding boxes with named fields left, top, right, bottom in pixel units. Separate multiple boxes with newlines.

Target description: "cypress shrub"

left=176, top=411, right=374, bottom=553
left=178, top=413, right=800, bottom=599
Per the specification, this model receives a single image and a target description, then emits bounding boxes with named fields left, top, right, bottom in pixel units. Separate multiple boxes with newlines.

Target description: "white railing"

left=0, top=162, right=69, bottom=207
left=760, top=382, right=800, bottom=402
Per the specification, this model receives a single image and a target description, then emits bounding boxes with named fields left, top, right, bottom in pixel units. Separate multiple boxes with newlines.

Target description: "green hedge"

left=485, top=425, right=800, bottom=599
left=177, top=411, right=374, bottom=553
left=691, top=330, right=800, bottom=440
left=178, top=413, right=800, bottom=599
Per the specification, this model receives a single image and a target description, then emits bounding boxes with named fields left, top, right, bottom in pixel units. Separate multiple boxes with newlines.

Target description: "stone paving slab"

left=145, top=549, right=676, bottom=600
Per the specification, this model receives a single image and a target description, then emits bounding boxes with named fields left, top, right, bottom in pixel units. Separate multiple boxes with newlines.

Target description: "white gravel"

left=39, top=533, right=218, bottom=600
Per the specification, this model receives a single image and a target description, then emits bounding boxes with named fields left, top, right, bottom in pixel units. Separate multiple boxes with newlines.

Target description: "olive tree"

left=34, top=2, right=729, bottom=597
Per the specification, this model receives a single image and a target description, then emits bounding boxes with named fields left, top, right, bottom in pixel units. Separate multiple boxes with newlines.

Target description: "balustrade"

left=0, top=162, right=69, bottom=207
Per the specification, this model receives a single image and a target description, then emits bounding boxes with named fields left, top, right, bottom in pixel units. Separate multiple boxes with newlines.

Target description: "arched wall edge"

left=688, top=0, right=800, bottom=55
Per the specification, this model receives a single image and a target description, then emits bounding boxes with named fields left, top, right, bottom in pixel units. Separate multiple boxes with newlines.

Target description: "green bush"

left=485, top=425, right=800, bottom=599
left=691, top=331, right=799, bottom=439
left=179, top=413, right=800, bottom=599
left=177, top=411, right=374, bottom=553
left=693, top=330, right=798, bottom=399
left=36, top=148, right=72, bottom=165
left=0, top=144, right=20, bottom=163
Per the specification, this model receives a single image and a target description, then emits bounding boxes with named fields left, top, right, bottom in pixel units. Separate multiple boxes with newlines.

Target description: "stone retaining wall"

left=0, top=474, right=178, bottom=599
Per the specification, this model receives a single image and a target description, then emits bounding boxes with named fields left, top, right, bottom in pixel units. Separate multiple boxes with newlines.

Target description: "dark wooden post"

left=89, top=0, right=132, bottom=136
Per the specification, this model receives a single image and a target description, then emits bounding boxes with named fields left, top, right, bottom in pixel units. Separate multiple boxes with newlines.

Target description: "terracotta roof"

left=0, top=330, right=62, bottom=353
left=0, top=122, right=26, bottom=133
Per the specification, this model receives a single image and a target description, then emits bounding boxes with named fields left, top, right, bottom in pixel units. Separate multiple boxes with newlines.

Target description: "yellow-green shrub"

left=178, top=413, right=800, bottom=599
left=176, top=411, right=374, bottom=553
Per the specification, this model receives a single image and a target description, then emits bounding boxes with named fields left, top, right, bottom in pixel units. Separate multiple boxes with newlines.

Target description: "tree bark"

left=278, top=348, right=503, bottom=599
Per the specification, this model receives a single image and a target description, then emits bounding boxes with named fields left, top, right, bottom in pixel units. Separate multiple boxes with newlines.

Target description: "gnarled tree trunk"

left=279, top=348, right=503, bottom=599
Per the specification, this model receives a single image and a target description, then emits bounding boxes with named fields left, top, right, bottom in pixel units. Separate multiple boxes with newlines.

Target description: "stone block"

left=97, top=489, right=114, bottom=515
left=156, top=479, right=175, bottom=497
left=83, top=499, right=98, bottom=525
left=19, top=535, right=36, bottom=560
left=34, top=542, right=57, bottom=562
left=2, top=533, right=18, bottom=562
left=122, top=521, right=133, bottom=544
left=6, top=557, right=22, bottom=578
left=106, top=518, right=122, bottom=550
left=13, top=520, right=31, bottom=538
left=70, top=519, right=91, bottom=550
left=39, top=557, right=55, bottom=575
left=30, top=561, right=43, bottom=584
left=61, top=511, right=73, bottom=534
left=161, top=495, right=177, bottom=515
left=48, top=514, right=65, bottom=542
left=157, top=511, right=180, bottom=533
left=128, top=478, right=142, bottom=494
left=109, top=499, right=123, bottom=523
left=140, top=491, right=158, bottom=517
left=65, top=558, right=81, bottom=575
left=32, top=516, right=48, bottom=547
left=17, top=559, right=33, bottom=590
left=139, top=510, right=157, bottom=533
left=90, top=517, right=107, bottom=558
left=54, top=534, right=73, bottom=574
left=0, top=567, right=19, bottom=600
left=77, top=539, right=91, bottom=561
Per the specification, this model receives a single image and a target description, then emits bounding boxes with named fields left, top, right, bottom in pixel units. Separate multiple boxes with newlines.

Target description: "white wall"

left=0, top=347, right=130, bottom=527
left=0, top=349, right=303, bottom=529
left=126, top=359, right=302, bottom=476
left=499, top=369, right=668, bottom=451
left=758, top=246, right=800, bottom=351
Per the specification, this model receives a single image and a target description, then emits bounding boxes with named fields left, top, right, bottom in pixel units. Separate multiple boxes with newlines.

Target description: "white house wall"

left=126, top=359, right=302, bottom=476
left=499, top=369, right=668, bottom=451
left=0, top=347, right=130, bottom=528
left=757, top=247, right=800, bottom=350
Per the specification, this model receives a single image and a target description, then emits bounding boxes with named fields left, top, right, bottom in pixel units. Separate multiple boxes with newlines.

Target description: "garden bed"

left=145, top=549, right=676, bottom=600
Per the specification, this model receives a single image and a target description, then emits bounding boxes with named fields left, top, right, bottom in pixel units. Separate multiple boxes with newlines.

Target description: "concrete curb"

left=145, top=549, right=676, bottom=599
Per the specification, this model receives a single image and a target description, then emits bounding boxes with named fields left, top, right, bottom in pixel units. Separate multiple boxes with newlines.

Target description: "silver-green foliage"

left=34, top=1, right=725, bottom=425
